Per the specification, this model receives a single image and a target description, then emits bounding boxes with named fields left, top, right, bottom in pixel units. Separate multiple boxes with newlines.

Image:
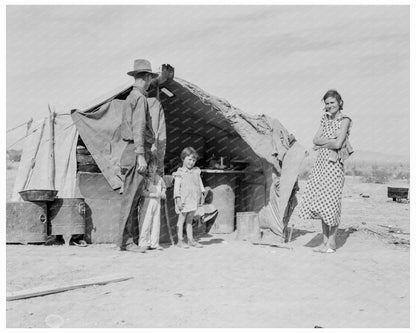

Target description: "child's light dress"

left=173, top=167, right=205, bottom=214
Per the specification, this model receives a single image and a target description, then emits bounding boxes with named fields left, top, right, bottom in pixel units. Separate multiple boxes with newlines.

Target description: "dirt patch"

left=6, top=176, right=409, bottom=328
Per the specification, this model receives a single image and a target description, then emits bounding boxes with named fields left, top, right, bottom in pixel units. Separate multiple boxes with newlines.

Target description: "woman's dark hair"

left=180, top=147, right=199, bottom=161
left=322, top=90, right=344, bottom=110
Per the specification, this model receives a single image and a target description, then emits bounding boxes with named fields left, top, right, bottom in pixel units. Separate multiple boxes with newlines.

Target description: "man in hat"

left=117, top=59, right=158, bottom=252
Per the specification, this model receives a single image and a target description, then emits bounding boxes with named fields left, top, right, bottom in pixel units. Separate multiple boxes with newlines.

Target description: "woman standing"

left=298, top=90, right=353, bottom=253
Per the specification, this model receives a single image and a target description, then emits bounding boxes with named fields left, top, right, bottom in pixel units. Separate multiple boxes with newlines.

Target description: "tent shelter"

left=12, top=65, right=306, bottom=243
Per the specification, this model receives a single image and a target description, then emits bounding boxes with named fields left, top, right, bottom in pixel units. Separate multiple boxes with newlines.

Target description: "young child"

left=138, top=162, right=166, bottom=250
left=173, top=147, right=205, bottom=248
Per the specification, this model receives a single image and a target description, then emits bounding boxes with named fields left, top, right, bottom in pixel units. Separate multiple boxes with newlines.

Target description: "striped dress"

left=298, top=113, right=351, bottom=227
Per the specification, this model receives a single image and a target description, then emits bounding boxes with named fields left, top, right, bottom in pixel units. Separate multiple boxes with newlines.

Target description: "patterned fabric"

left=298, top=113, right=351, bottom=226
left=173, top=167, right=205, bottom=213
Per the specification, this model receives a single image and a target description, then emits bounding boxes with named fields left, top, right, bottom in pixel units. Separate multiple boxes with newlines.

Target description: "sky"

left=5, top=5, right=410, bottom=157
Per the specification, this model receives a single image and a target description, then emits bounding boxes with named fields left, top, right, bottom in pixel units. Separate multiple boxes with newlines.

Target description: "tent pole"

left=48, top=104, right=56, bottom=190
left=26, top=117, right=33, bottom=135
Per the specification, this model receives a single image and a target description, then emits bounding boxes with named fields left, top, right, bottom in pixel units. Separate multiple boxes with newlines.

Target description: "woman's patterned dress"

left=298, top=113, right=351, bottom=227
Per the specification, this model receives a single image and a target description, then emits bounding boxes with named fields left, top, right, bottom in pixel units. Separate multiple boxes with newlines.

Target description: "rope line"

left=6, top=120, right=45, bottom=150
left=6, top=121, right=30, bottom=133
left=7, top=112, right=71, bottom=135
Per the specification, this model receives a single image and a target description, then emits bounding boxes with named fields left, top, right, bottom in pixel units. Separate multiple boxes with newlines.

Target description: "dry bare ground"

left=6, top=170, right=409, bottom=328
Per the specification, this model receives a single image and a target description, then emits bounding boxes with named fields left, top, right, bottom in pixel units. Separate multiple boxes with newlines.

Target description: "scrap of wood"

left=252, top=242, right=293, bottom=250
left=361, top=226, right=410, bottom=246
left=377, top=224, right=409, bottom=235
left=7, top=274, right=133, bottom=301
left=362, top=226, right=386, bottom=237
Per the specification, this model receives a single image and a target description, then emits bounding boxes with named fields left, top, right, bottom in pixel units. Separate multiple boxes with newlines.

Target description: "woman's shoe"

left=313, top=247, right=336, bottom=253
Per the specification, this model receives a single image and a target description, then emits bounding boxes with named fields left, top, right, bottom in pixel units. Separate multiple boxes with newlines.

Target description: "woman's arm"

left=316, top=118, right=351, bottom=150
left=312, top=124, right=329, bottom=146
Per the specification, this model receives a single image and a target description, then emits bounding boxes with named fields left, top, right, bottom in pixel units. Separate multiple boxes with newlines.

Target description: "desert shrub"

left=345, top=169, right=354, bottom=176
left=345, top=166, right=364, bottom=176
left=394, top=170, right=410, bottom=181
left=361, top=165, right=390, bottom=184
left=344, top=161, right=368, bottom=177
left=351, top=168, right=365, bottom=176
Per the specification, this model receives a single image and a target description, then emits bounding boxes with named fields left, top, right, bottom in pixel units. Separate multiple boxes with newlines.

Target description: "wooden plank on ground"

left=6, top=274, right=133, bottom=301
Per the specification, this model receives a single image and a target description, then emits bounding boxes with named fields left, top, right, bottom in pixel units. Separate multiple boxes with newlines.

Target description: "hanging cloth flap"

left=71, top=99, right=128, bottom=190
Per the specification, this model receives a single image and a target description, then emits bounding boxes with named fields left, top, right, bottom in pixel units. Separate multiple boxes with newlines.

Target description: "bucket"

left=49, top=198, right=86, bottom=244
left=236, top=211, right=261, bottom=242
left=6, top=202, right=48, bottom=244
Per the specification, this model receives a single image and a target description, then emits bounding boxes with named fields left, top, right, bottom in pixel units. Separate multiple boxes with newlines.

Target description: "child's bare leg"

left=177, top=212, right=186, bottom=241
left=176, top=212, right=189, bottom=248
left=185, top=211, right=195, bottom=242
left=186, top=211, right=202, bottom=248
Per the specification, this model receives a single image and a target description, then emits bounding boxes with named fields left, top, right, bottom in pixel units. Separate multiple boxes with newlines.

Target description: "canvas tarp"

left=12, top=114, right=78, bottom=201
left=258, top=141, right=305, bottom=234
left=174, top=78, right=306, bottom=232
left=71, top=97, right=166, bottom=190
left=71, top=99, right=128, bottom=190
left=12, top=76, right=306, bottom=238
left=176, top=78, right=293, bottom=174
left=70, top=78, right=306, bottom=236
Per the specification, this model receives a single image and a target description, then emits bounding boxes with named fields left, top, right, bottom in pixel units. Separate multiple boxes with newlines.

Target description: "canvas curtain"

left=72, top=97, right=166, bottom=190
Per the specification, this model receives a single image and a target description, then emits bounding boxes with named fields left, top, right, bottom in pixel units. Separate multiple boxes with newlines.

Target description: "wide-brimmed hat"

left=127, top=59, right=158, bottom=78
